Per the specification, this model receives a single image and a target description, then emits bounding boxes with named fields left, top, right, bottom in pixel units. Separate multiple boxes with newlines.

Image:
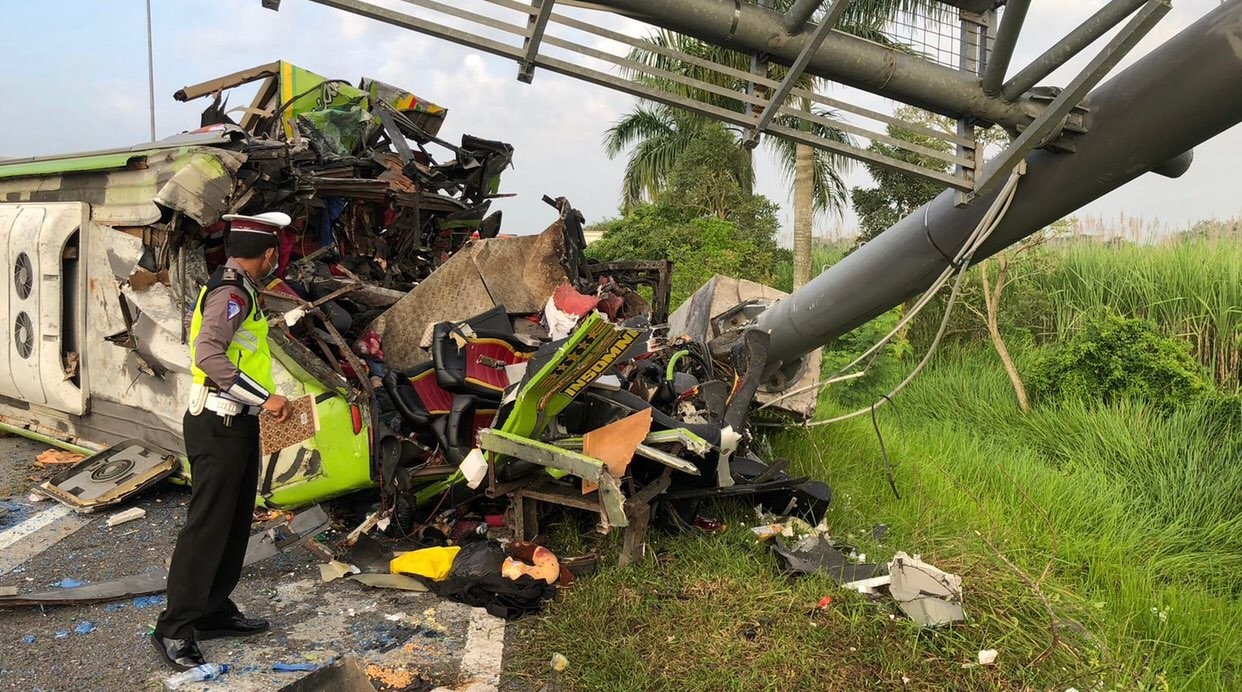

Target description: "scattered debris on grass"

left=888, top=551, right=965, bottom=627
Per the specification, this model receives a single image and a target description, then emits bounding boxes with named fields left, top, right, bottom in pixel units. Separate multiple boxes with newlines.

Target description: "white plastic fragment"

left=503, top=362, right=528, bottom=390
left=106, top=507, right=146, bottom=527
left=718, top=426, right=742, bottom=456
left=888, top=551, right=965, bottom=626
left=841, top=574, right=892, bottom=596
left=544, top=298, right=580, bottom=340
left=282, top=307, right=306, bottom=327
left=460, top=448, right=489, bottom=489
left=978, top=649, right=998, bottom=665
left=589, top=374, right=622, bottom=391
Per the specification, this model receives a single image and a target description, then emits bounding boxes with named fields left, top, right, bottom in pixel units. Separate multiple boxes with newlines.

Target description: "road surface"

left=0, top=433, right=510, bottom=692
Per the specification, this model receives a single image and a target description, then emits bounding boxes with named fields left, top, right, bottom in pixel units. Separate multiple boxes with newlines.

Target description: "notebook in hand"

left=259, top=395, right=320, bottom=455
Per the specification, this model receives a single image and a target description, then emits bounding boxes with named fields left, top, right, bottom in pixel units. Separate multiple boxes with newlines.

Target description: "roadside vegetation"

left=509, top=222, right=1242, bottom=691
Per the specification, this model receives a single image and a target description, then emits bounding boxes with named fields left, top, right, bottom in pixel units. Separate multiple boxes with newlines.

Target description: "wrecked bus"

left=0, top=63, right=516, bottom=511
left=0, top=130, right=376, bottom=509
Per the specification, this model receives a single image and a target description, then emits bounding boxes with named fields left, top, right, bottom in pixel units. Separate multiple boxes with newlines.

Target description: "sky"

left=1, top=0, right=1239, bottom=243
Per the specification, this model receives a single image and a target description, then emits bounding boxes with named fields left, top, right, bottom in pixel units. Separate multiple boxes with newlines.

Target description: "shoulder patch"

left=226, top=292, right=245, bottom=321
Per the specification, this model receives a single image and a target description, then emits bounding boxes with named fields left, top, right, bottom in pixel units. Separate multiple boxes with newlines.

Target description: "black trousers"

left=155, top=410, right=260, bottom=640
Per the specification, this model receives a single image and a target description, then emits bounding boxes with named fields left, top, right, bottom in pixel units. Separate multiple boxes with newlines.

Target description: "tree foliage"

left=850, top=107, right=955, bottom=243
left=602, top=29, right=852, bottom=216
left=588, top=124, right=786, bottom=307
left=1028, top=312, right=1212, bottom=409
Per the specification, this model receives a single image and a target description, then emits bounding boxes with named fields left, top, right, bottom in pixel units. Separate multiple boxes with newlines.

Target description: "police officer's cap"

left=222, top=211, right=292, bottom=236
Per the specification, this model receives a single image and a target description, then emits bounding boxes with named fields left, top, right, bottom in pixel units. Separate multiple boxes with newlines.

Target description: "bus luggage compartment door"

left=0, top=202, right=87, bottom=415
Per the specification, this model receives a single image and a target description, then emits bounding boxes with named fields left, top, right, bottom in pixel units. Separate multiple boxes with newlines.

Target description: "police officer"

left=152, top=212, right=294, bottom=670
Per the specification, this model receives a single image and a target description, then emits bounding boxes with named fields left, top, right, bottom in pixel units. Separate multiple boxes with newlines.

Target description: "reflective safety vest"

left=188, top=268, right=275, bottom=393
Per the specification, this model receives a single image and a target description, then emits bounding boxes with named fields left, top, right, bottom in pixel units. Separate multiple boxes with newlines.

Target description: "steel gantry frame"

left=264, top=0, right=1170, bottom=203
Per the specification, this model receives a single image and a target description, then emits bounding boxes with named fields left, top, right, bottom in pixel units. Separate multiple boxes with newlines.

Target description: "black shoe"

left=194, top=613, right=270, bottom=640
left=150, top=634, right=207, bottom=671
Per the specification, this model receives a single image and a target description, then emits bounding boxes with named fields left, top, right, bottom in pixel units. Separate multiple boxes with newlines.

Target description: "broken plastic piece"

left=273, top=662, right=321, bottom=673
left=581, top=409, right=651, bottom=495
left=888, top=551, right=964, bottom=626
left=978, top=649, right=998, bottom=665
left=346, top=573, right=429, bottom=592
left=106, top=507, right=146, bottom=527
left=34, top=440, right=178, bottom=512
left=545, top=284, right=599, bottom=340
left=319, top=560, right=360, bottom=583
left=74, top=620, right=95, bottom=635
left=459, top=448, right=488, bottom=490
left=841, top=574, right=891, bottom=597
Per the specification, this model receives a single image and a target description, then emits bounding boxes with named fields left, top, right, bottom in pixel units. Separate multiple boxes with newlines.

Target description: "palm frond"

left=619, top=119, right=700, bottom=207
left=603, top=105, right=677, bottom=158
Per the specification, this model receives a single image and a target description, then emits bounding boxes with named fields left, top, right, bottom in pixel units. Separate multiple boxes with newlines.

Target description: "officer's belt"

left=204, top=389, right=262, bottom=417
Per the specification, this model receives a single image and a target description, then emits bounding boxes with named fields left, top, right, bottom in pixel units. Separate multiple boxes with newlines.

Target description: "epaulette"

left=206, top=266, right=249, bottom=294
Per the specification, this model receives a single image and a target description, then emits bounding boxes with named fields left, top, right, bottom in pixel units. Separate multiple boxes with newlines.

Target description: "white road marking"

left=0, top=504, right=72, bottom=551
left=451, top=607, right=507, bottom=692
left=0, top=504, right=94, bottom=575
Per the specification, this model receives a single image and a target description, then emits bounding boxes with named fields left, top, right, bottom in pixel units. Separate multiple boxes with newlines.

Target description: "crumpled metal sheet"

left=152, top=147, right=246, bottom=226
left=668, top=275, right=823, bottom=419
left=122, top=283, right=192, bottom=374
left=370, top=219, right=568, bottom=371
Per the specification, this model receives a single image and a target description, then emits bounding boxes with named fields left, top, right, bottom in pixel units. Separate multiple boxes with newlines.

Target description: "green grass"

left=507, top=351, right=1241, bottom=691
left=908, top=232, right=1242, bottom=392
left=770, top=350, right=1242, bottom=690
left=508, top=509, right=1070, bottom=691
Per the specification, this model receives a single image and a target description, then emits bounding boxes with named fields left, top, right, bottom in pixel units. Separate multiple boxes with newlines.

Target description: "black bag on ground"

left=433, top=540, right=555, bottom=620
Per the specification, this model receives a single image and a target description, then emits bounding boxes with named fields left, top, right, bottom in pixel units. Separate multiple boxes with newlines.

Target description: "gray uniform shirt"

left=194, top=258, right=270, bottom=406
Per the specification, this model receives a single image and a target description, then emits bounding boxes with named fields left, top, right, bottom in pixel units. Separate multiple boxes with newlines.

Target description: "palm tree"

left=604, top=2, right=950, bottom=288
left=603, top=30, right=851, bottom=288
left=603, top=103, right=752, bottom=211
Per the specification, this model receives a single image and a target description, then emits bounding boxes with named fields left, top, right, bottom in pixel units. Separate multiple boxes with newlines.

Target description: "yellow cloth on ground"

left=389, top=545, right=462, bottom=582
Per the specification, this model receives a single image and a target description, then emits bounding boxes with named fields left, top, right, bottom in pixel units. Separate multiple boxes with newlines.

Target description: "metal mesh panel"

left=881, top=10, right=964, bottom=69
